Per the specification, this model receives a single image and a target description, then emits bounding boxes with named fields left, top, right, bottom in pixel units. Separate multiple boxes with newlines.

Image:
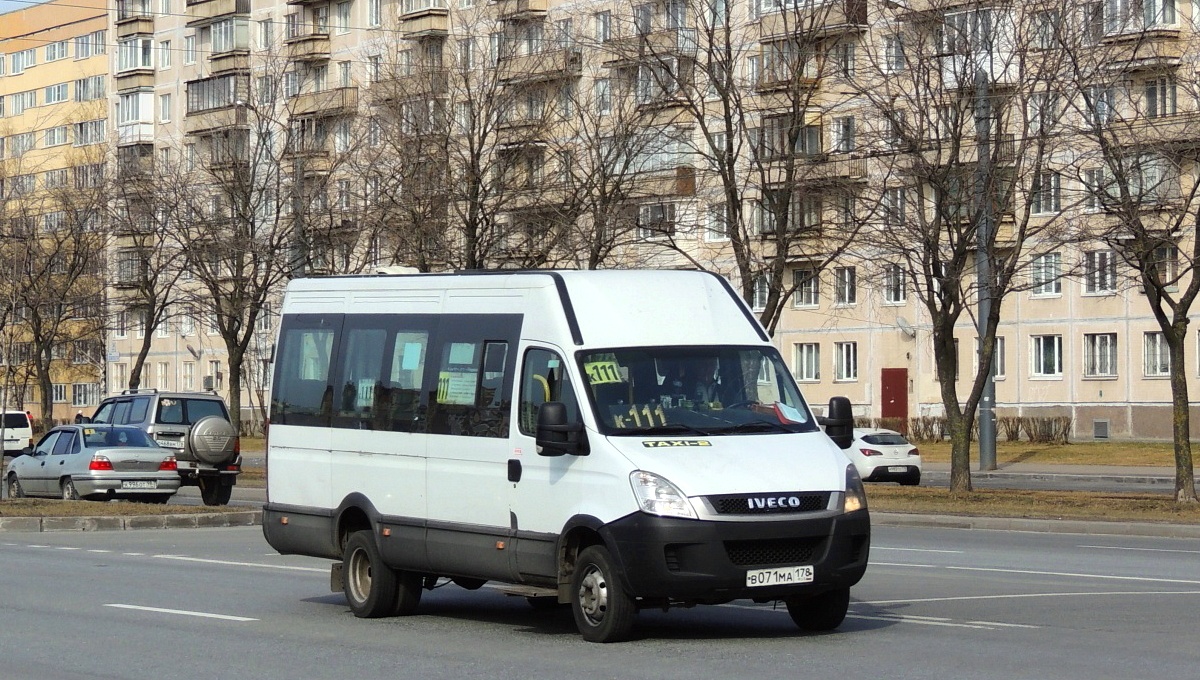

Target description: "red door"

left=880, top=368, right=908, bottom=432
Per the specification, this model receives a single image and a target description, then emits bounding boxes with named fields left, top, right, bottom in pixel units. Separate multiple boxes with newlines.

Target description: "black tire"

left=571, top=545, right=636, bottom=643
left=7, top=474, right=24, bottom=498
left=61, top=478, right=80, bottom=501
left=392, top=570, right=423, bottom=616
left=343, top=530, right=398, bottom=618
left=199, top=479, right=233, bottom=506
left=785, top=587, right=850, bottom=632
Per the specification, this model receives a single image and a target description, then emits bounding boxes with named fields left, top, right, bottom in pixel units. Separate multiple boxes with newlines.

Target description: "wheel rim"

left=7, top=477, right=18, bottom=497
left=347, top=546, right=372, bottom=605
left=577, top=564, right=609, bottom=626
left=62, top=481, right=74, bottom=500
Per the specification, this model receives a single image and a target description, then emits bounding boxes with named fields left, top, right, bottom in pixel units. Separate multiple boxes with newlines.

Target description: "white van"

left=263, top=270, right=869, bottom=642
left=1, top=411, right=33, bottom=457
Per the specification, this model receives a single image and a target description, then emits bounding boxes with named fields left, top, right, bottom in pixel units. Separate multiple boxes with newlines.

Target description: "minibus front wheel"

left=571, top=545, right=636, bottom=643
left=785, top=587, right=850, bottom=632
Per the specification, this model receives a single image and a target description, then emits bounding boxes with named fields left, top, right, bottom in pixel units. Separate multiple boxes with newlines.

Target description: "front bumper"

left=599, top=509, right=870, bottom=603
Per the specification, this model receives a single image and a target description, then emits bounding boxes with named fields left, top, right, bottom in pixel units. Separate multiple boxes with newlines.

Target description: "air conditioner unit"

left=203, top=375, right=214, bottom=391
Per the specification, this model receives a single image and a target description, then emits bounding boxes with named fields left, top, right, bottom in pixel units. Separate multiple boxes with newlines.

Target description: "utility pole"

left=974, top=67, right=997, bottom=471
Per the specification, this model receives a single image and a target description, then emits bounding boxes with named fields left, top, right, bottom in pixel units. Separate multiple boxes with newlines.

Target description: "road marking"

left=123, top=552, right=144, bottom=556
left=54, top=546, right=80, bottom=551
left=105, top=604, right=258, bottom=622
left=154, top=554, right=327, bottom=573
left=863, top=590, right=1200, bottom=605
left=845, top=613, right=1029, bottom=630
left=1079, top=544, right=1200, bottom=555
left=874, top=561, right=1200, bottom=586
left=874, top=547, right=963, bottom=554
left=87, top=549, right=111, bottom=553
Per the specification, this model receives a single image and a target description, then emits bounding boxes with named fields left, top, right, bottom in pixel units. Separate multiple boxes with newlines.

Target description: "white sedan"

left=844, top=428, right=921, bottom=486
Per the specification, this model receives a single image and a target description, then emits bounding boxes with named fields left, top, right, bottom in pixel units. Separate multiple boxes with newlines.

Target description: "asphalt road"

left=1, top=525, right=1196, bottom=679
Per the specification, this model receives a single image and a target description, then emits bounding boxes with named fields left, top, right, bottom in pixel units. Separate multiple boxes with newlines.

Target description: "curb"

left=0, top=510, right=262, bottom=533
left=922, top=471, right=1175, bottom=485
left=872, top=511, right=1200, bottom=539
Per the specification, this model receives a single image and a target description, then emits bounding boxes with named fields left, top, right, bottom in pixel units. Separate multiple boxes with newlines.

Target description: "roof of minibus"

left=282, top=269, right=769, bottom=348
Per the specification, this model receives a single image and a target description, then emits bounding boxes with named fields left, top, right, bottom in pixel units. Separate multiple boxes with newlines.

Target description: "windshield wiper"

left=622, top=423, right=712, bottom=436
left=711, top=420, right=793, bottom=434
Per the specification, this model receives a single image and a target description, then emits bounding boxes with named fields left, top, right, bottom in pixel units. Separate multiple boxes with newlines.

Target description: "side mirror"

left=536, top=402, right=589, bottom=457
left=820, top=396, right=854, bottom=450
left=77, top=416, right=92, bottom=424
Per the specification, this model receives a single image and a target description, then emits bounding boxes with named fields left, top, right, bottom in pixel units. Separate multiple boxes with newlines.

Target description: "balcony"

left=762, top=155, right=868, bottom=187
left=285, top=31, right=330, bottom=62
left=603, top=27, right=697, bottom=67
left=1110, top=110, right=1200, bottom=152
left=117, top=122, right=155, bottom=146
left=632, top=166, right=696, bottom=198
left=210, top=49, right=251, bottom=73
left=184, top=105, right=248, bottom=135
left=399, top=0, right=449, bottom=37
left=115, top=69, right=156, bottom=90
left=185, top=0, right=250, bottom=26
left=498, top=48, right=582, bottom=84
left=758, top=0, right=867, bottom=39
left=292, top=87, right=359, bottom=117
left=495, top=0, right=547, bottom=20
left=376, top=69, right=449, bottom=103
left=115, top=13, right=154, bottom=39
left=1100, top=29, right=1183, bottom=72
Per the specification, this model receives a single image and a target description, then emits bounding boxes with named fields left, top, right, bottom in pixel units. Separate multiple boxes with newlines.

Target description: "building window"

left=1145, top=77, right=1176, bottom=118
left=1084, top=250, right=1116, bottom=293
left=832, top=116, right=855, bottom=153
left=117, top=37, right=154, bottom=71
left=1032, top=252, right=1062, bottom=295
left=884, top=34, right=905, bottom=73
left=208, top=360, right=223, bottom=390
left=595, top=10, right=611, bottom=42
left=975, top=336, right=1006, bottom=378
left=1144, top=332, right=1170, bottom=376
left=1083, top=85, right=1115, bottom=126
left=72, top=383, right=100, bottom=407
left=52, top=384, right=67, bottom=403
left=157, top=362, right=169, bottom=390
left=336, top=2, right=351, bottom=33
left=793, top=267, right=819, bottom=306
left=184, top=35, right=196, bottom=64
left=368, top=0, right=381, bottom=26
left=75, top=75, right=105, bottom=101
left=44, top=126, right=68, bottom=147
left=183, top=362, right=195, bottom=391
left=44, top=83, right=68, bottom=104
left=884, top=187, right=905, bottom=226
left=1032, top=334, right=1063, bottom=377
left=159, top=40, right=172, bottom=69
left=1085, top=333, right=1117, bottom=377
left=794, top=343, right=820, bottom=381
left=1031, top=171, right=1061, bottom=214
left=706, top=203, right=729, bottom=241
left=835, top=342, right=858, bottom=381
left=751, top=275, right=770, bottom=311
left=1150, top=245, right=1179, bottom=289
left=835, top=266, right=856, bottom=304
left=884, top=264, right=906, bottom=304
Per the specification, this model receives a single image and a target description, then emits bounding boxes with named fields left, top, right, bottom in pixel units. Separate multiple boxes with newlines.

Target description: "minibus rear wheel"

left=785, top=587, right=850, bottom=632
left=344, top=530, right=398, bottom=618
left=571, top=545, right=636, bottom=643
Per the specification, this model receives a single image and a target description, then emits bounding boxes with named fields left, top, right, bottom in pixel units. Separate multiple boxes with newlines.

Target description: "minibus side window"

left=518, top=349, right=580, bottom=436
left=384, top=330, right=429, bottom=432
left=271, top=316, right=340, bottom=427
left=425, top=314, right=520, bottom=438
left=334, top=327, right=388, bottom=429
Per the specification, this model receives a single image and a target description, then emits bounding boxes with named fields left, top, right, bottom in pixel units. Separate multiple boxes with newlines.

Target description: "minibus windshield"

left=578, top=346, right=819, bottom=436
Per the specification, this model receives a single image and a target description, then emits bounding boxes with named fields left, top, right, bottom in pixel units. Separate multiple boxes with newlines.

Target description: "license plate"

left=746, top=565, right=814, bottom=587
left=888, top=466, right=908, bottom=472
left=157, top=439, right=184, bottom=449
left=122, top=480, right=158, bottom=489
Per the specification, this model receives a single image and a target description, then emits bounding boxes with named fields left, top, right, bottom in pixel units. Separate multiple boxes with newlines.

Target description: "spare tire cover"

left=188, top=415, right=237, bottom=464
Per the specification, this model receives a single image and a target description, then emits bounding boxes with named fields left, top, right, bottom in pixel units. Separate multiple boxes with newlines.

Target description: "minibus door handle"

left=507, top=459, right=522, bottom=483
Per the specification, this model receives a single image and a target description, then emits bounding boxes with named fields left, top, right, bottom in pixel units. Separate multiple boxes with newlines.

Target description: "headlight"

left=629, top=470, right=697, bottom=519
left=843, top=464, right=868, bottom=513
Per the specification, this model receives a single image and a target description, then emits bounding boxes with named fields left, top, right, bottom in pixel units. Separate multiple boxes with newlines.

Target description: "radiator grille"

left=709, top=492, right=830, bottom=515
left=725, top=537, right=824, bottom=567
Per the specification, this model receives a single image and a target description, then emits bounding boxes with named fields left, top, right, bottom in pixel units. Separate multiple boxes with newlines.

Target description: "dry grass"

left=915, top=440, right=1177, bottom=467
left=867, top=485, right=1200, bottom=524
left=0, top=498, right=253, bottom=518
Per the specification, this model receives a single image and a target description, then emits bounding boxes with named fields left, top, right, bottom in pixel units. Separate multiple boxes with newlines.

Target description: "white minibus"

left=263, top=270, right=869, bottom=642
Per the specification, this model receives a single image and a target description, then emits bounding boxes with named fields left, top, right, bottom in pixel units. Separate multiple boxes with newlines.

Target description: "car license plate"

left=157, top=439, right=183, bottom=449
left=746, top=565, right=814, bottom=587
left=122, top=480, right=158, bottom=489
left=888, top=466, right=908, bottom=472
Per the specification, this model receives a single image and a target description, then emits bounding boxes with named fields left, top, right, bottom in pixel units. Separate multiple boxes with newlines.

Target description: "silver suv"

left=88, top=390, right=240, bottom=505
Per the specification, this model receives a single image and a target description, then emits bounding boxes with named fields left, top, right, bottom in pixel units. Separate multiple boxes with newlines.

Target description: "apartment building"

left=0, top=0, right=108, bottom=424
left=3, top=0, right=1195, bottom=438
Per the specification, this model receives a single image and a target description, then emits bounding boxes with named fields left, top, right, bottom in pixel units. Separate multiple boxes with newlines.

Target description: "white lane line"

left=965, top=620, right=1042, bottom=629
left=123, top=552, right=143, bottom=556
left=727, top=603, right=1031, bottom=631
left=105, top=604, right=258, bottom=622
left=863, top=590, right=1200, bottom=605
left=54, top=547, right=80, bottom=551
left=873, top=561, right=1200, bottom=586
left=154, top=554, right=327, bottom=573
left=1079, top=544, right=1200, bottom=555
left=87, top=549, right=111, bottom=554
left=845, top=614, right=996, bottom=630
left=874, top=547, right=963, bottom=554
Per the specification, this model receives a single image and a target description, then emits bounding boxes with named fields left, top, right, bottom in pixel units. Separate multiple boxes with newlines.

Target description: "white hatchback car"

left=845, top=428, right=921, bottom=485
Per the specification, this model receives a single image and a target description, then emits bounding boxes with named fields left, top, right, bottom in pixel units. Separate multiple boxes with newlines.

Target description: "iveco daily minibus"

left=263, top=270, right=869, bottom=642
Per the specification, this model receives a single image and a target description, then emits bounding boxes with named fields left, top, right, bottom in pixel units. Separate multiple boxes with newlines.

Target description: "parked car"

left=5, top=424, right=181, bottom=502
left=1, top=410, right=33, bottom=457
left=845, top=428, right=921, bottom=485
left=86, top=390, right=240, bottom=505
